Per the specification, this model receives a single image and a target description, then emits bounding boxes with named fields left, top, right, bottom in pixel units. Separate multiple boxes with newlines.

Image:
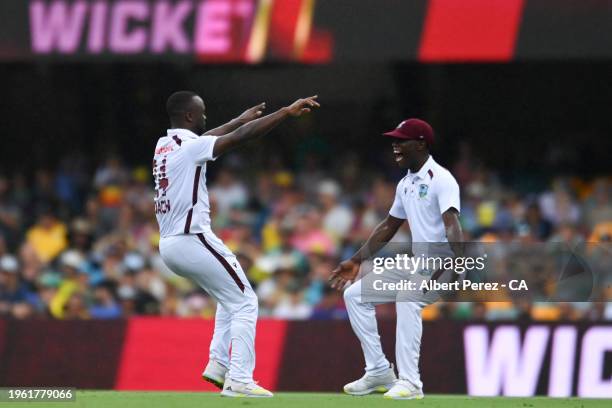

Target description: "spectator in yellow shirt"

left=26, top=211, right=68, bottom=264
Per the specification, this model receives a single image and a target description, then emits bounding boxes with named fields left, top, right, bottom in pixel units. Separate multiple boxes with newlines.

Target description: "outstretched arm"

left=212, top=96, right=319, bottom=158
left=329, top=214, right=405, bottom=289
left=204, top=103, right=267, bottom=136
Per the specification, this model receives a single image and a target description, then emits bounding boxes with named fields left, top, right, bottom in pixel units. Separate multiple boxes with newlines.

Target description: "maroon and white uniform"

left=153, top=128, right=258, bottom=383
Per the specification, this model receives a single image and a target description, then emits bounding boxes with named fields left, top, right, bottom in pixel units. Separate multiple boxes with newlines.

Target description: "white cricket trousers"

left=159, top=232, right=258, bottom=383
left=343, top=279, right=436, bottom=390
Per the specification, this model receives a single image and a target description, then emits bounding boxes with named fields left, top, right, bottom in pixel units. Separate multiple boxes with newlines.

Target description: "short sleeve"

left=437, top=173, right=461, bottom=215
left=184, top=136, right=218, bottom=164
left=389, top=183, right=407, bottom=219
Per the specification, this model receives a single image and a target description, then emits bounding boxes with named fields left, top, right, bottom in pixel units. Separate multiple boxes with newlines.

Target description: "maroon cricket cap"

left=383, top=118, right=434, bottom=146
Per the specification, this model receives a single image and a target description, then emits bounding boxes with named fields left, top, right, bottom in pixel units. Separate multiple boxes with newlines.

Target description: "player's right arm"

left=329, top=214, right=405, bottom=289
left=211, top=96, right=320, bottom=158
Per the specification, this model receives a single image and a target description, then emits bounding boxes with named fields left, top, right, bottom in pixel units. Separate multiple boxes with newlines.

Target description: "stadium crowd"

left=0, top=147, right=610, bottom=321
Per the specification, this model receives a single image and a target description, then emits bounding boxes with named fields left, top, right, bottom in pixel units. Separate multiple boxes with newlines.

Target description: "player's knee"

left=249, top=295, right=259, bottom=315
left=239, top=292, right=258, bottom=316
left=226, top=290, right=258, bottom=319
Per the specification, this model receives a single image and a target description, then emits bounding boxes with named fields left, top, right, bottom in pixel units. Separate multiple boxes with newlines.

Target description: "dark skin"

left=204, top=103, right=266, bottom=136
left=169, top=96, right=265, bottom=137
left=169, top=95, right=209, bottom=135
left=329, top=138, right=463, bottom=289
left=169, top=95, right=320, bottom=158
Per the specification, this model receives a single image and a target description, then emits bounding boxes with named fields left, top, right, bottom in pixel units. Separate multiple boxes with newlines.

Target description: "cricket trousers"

left=159, top=231, right=258, bottom=383
left=343, top=278, right=438, bottom=390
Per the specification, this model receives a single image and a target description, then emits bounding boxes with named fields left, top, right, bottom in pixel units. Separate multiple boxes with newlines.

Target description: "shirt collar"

left=408, top=155, right=435, bottom=181
left=166, top=128, right=200, bottom=140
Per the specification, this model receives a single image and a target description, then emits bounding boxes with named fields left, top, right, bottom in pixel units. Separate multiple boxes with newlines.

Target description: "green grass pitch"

left=11, top=391, right=611, bottom=408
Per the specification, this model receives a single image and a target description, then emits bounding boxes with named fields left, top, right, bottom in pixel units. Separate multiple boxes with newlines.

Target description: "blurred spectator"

left=519, top=203, right=553, bottom=241
left=272, top=283, right=312, bottom=320
left=63, top=293, right=89, bottom=320
left=94, top=156, right=128, bottom=189
left=584, top=178, right=612, bottom=229
left=26, top=210, right=68, bottom=264
left=291, top=207, right=336, bottom=256
left=311, top=286, right=348, bottom=320
left=539, top=179, right=581, bottom=226
left=0, top=176, right=22, bottom=249
left=0, top=255, right=36, bottom=316
left=49, top=250, right=87, bottom=318
left=89, top=281, right=122, bottom=319
left=210, top=169, right=248, bottom=226
left=318, top=180, right=354, bottom=239
left=589, top=221, right=612, bottom=243
left=31, top=170, right=61, bottom=216
left=257, top=268, right=296, bottom=315
left=261, top=225, right=308, bottom=276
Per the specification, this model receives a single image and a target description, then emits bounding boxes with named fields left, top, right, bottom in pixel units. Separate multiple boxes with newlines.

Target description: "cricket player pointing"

left=154, top=91, right=319, bottom=397
left=329, top=119, right=463, bottom=400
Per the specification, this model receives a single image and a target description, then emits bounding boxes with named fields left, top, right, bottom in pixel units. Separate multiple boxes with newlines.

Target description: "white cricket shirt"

left=153, top=128, right=218, bottom=238
left=389, top=155, right=460, bottom=243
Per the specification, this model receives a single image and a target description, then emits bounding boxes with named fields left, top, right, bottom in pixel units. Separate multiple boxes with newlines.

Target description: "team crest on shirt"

left=418, top=184, right=429, bottom=198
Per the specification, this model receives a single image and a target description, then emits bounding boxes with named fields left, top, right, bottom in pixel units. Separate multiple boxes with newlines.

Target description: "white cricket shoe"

left=383, top=379, right=424, bottom=400
left=343, top=365, right=397, bottom=396
left=221, top=378, right=273, bottom=398
left=202, top=360, right=228, bottom=389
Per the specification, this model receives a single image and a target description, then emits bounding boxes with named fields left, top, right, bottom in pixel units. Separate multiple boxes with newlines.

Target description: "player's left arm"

left=203, top=103, right=267, bottom=136
left=442, top=208, right=464, bottom=257
left=438, top=173, right=464, bottom=257
left=420, top=177, right=463, bottom=294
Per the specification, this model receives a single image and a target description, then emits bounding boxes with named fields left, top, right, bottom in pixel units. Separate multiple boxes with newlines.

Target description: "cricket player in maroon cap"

left=330, top=119, right=463, bottom=399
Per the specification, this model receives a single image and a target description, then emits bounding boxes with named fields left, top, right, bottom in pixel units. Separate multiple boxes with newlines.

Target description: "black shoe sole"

left=202, top=375, right=224, bottom=390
